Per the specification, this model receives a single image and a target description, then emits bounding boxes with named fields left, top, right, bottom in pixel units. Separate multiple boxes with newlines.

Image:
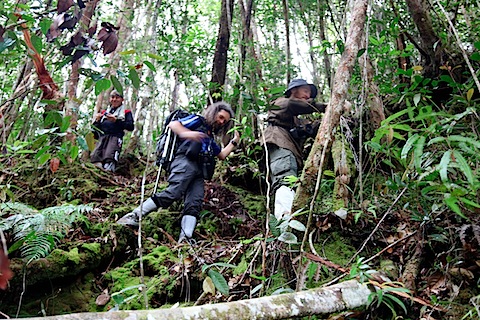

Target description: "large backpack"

left=155, top=109, right=191, bottom=170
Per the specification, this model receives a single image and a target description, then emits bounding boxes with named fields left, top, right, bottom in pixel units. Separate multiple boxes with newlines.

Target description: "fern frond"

left=0, top=202, right=93, bottom=262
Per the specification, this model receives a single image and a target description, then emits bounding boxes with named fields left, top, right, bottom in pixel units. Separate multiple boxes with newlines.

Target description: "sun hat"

left=284, top=79, right=318, bottom=99
left=110, top=90, right=123, bottom=98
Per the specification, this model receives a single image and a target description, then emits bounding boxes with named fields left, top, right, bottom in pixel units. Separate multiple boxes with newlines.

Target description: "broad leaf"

left=207, top=269, right=229, bottom=296
left=278, top=231, right=297, bottom=244
left=439, top=150, right=451, bottom=183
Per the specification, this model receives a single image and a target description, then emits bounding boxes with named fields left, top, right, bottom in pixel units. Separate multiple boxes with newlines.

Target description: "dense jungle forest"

left=1, top=0, right=480, bottom=319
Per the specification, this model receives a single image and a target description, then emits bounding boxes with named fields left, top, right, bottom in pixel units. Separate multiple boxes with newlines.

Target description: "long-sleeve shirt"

left=263, top=97, right=326, bottom=167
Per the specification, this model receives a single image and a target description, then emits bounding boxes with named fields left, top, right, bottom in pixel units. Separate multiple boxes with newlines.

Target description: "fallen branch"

left=24, top=280, right=372, bottom=320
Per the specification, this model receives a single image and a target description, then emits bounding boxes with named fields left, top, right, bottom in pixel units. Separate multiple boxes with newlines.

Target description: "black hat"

left=285, top=79, right=318, bottom=99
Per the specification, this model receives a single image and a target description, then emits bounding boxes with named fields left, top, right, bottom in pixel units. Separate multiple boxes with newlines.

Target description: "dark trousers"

left=91, top=135, right=122, bottom=165
left=151, top=154, right=204, bottom=218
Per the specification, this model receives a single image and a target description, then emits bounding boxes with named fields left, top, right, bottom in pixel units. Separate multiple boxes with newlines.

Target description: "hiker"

left=91, top=90, right=134, bottom=172
left=117, top=101, right=240, bottom=243
left=263, top=79, right=328, bottom=219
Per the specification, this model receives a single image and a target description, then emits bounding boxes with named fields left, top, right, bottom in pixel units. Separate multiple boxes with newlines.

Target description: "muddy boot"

left=274, top=185, right=294, bottom=220
left=117, top=198, right=158, bottom=227
left=178, top=215, right=197, bottom=243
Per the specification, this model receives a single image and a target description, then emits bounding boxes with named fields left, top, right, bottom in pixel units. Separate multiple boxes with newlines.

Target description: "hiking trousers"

left=151, top=154, right=204, bottom=218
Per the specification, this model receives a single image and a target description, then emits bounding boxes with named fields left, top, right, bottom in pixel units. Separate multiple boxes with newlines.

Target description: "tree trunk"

left=23, top=280, right=372, bottom=320
left=405, top=0, right=443, bottom=78
left=209, top=0, right=234, bottom=102
left=293, top=0, right=368, bottom=211
left=125, top=0, right=162, bottom=155
left=65, top=0, right=101, bottom=144
left=281, top=0, right=291, bottom=83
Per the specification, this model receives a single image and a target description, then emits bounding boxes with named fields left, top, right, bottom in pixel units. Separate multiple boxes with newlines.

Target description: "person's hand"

left=179, top=130, right=207, bottom=142
left=232, top=131, right=240, bottom=144
left=105, top=113, right=116, bottom=122
left=94, top=113, right=103, bottom=121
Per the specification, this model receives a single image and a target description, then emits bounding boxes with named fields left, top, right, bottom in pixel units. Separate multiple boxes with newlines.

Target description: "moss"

left=315, top=232, right=356, bottom=267
left=81, top=242, right=101, bottom=255
left=50, top=247, right=81, bottom=265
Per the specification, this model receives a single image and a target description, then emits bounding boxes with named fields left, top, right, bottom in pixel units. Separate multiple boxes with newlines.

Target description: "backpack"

left=155, top=109, right=191, bottom=170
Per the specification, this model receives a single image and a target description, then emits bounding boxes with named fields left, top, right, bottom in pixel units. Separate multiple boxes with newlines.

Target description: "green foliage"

left=0, top=202, right=92, bottom=262
left=366, top=72, right=480, bottom=221
left=269, top=208, right=306, bottom=244
left=201, top=262, right=237, bottom=296
left=367, top=282, right=410, bottom=320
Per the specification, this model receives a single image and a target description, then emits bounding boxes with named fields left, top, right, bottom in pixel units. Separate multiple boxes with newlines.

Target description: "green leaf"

left=470, top=53, right=480, bottom=61
left=288, top=220, right=306, bottom=232
left=128, top=68, right=141, bottom=89
left=413, top=93, right=421, bottom=106
left=39, top=19, right=52, bottom=35
left=35, top=145, right=51, bottom=159
left=60, top=116, right=71, bottom=133
left=452, top=150, right=475, bottom=186
left=30, top=34, right=43, bottom=53
left=447, top=135, right=480, bottom=149
left=444, top=195, right=467, bottom=219
left=120, top=49, right=136, bottom=55
left=70, top=145, right=79, bottom=161
left=110, top=75, right=123, bottom=96
left=207, top=269, right=229, bottom=296
left=413, top=136, right=426, bottom=170
left=278, top=231, right=297, bottom=244
left=143, top=60, right=156, bottom=72
left=95, top=78, right=111, bottom=95
left=439, top=150, right=451, bottom=183
left=147, top=53, right=162, bottom=60
left=459, top=197, right=480, bottom=209
left=466, top=88, right=474, bottom=102
left=381, top=109, right=409, bottom=125
left=401, top=134, right=419, bottom=160
left=38, top=153, right=51, bottom=166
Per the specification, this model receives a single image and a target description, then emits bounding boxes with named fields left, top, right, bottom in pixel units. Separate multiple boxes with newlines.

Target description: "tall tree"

left=293, top=0, right=369, bottom=221
left=209, top=0, right=234, bottom=102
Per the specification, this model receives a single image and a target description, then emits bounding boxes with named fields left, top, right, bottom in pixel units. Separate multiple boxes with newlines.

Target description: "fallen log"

left=24, top=279, right=372, bottom=320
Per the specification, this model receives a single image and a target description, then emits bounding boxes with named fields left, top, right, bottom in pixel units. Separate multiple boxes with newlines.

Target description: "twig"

left=350, top=187, right=408, bottom=264
left=363, top=230, right=417, bottom=265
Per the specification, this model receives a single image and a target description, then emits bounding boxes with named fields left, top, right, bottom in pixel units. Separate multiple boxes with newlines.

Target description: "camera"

left=289, top=124, right=314, bottom=139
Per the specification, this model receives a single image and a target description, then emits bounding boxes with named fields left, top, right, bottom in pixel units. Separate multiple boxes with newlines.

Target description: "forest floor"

left=0, top=154, right=479, bottom=319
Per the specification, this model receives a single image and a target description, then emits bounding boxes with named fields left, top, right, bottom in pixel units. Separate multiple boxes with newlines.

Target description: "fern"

left=0, top=202, right=93, bottom=262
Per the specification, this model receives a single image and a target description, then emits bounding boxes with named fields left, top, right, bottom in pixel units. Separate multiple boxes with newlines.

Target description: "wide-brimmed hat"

left=284, top=79, right=318, bottom=99
left=110, top=90, right=123, bottom=98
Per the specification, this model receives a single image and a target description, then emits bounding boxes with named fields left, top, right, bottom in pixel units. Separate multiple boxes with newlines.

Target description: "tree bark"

left=293, top=0, right=368, bottom=211
left=210, top=0, right=234, bottom=102
left=23, top=280, right=372, bottom=320
left=405, top=0, right=443, bottom=78
left=281, top=0, right=291, bottom=83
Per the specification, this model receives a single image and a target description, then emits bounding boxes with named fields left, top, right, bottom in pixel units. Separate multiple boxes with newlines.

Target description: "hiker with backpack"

left=91, top=90, right=134, bottom=172
left=117, top=101, right=240, bottom=243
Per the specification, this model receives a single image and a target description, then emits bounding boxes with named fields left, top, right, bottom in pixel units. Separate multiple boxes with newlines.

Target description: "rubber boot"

left=274, top=185, right=295, bottom=220
left=117, top=198, right=158, bottom=227
left=178, top=215, right=197, bottom=243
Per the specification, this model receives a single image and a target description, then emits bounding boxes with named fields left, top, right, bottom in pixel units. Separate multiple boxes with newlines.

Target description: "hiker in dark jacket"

left=263, top=79, right=327, bottom=220
left=117, top=101, right=240, bottom=243
left=91, top=90, right=134, bottom=172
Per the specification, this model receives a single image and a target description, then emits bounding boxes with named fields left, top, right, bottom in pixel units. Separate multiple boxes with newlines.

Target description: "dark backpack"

left=155, top=109, right=191, bottom=170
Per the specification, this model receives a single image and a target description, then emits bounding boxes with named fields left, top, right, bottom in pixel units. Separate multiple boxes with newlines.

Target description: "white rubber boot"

left=274, top=185, right=295, bottom=220
left=178, top=215, right=197, bottom=243
left=117, top=198, right=158, bottom=227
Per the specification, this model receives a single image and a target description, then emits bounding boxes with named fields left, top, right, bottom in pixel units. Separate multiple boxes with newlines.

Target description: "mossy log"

left=24, top=279, right=372, bottom=320
left=8, top=234, right=127, bottom=289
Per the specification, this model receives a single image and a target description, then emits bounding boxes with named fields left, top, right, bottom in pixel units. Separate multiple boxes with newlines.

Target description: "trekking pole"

left=153, top=164, right=163, bottom=194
